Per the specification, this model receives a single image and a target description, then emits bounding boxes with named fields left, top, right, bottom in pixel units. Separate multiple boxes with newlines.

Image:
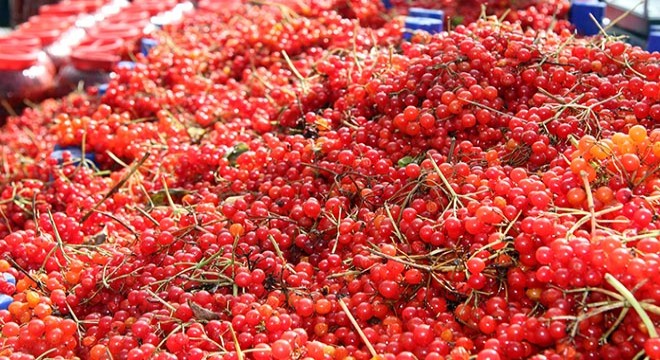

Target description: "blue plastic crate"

left=2, top=273, right=15, bottom=285
left=98, top=83, right=109, bottom=96
left=117, top=61, right=136, bottom=70
left=404, top=17, right=443, bottom=40
left=649, top=31, right=660, bottom=52
left=141, top=38, right=158, bottom=56
left=408, top=8, right=444, bottom=20
left=51, top=145, right=97, bottom=167
left=0, top=294, right=12, bottom=310
left=570, top=0, right=606, bottom=36
left=381, top=0, right=392, bottom=9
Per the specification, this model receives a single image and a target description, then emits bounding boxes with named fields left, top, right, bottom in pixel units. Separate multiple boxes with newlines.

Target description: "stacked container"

left=1, top=0, right=195, bottom=121
left=9, top=0, right=59, bottom=26
left=403, top=8, right=444, bottom=41
left=0, top=37, right=56, bottom=110
left=197, top=0, right=242, bottom=13
left=54, top=39, right=123, bottom=95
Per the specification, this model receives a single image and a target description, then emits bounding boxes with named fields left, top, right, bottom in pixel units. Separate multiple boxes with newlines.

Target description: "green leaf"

left=398, top=156, right=416, bottom=167
left=149, top=189, right=191, bottom=206
left=225, top=142, right=249, bottom=167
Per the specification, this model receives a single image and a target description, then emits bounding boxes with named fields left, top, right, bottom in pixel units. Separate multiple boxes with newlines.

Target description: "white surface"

left=606, top=0, right=660, bottom=20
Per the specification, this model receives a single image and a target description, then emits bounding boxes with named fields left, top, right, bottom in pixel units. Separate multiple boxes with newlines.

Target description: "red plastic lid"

left=199, top=0, right=241, bottom=4
left=14, top=26, right=64, bottom=47
left=0, top=47, right=41, bottom=71
left=0, top=35, right=41, bottom=48
left=104, top=10, right=151, bottom=25
left=198, top=0, right=241, bottom=12
left=19, top=19, right=70, bottom=32
left=28, top=14, right=77, bottom=27
left=70, top=39, right=123, bottom=71
left=132, top=0, right=177, bottom=5
left=86, top=23, right=143, bottom=42
left=127, top=1, right=176, bottom=15
left=39, top=3, right=88, bottom=16
left=60, top=0, right=106, bottom=13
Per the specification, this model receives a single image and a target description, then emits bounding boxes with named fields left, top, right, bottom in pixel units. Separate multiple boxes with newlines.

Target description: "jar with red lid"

left=9, top=0, right=58, bottom=26
left=60, top=0, right=122, bottom=25
left=84, top=23, right=143, bottom=57
left=129, top=0, right=178, bottom=16
left=197, top=0, right=241, bottom=13
left=103, top=10, right=151, bottom=26
left=93, top=0, right=130, bottom=21
left=0, top=46, right=56, bottom=121
left=0, top=34, right=42, bottom=49
left=149, top=2, right=193, bottom=29
left=58, top=0, right=106, bottom=14
left=16, top=21, right=80, bottom=69
left=26, top=14, right=90, bottom=69
left=54, top=39, right=122, bottom=96
left=26, top=13, right=77, bottom=29
left=14, top=22, right=66, bottom=47
left=38, top=2, right=89, bottom=17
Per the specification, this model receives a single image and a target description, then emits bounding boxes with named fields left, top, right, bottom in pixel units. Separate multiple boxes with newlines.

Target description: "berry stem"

left=228, top=323, right=245, bottom=360
left=580, top=171, right=596, bottom=234
left=601, top=306, right=629, bottom=343
left=384, top=204, right=406, bottom=243
left=282, top=50, right=308, bottom=94
left=338, top=298, right=378, bottom=359
left=605, top=273, right=659, bottom=338
left=81, top=152, right=150, bottom=222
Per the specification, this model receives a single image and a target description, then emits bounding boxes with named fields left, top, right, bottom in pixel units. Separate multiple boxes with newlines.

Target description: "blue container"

left=408, top=8, right=444, bottom=21
left=51, top=145, right=97, bottom=167
left=570, top=0, right=606, bottom=36
left=0, top=294, right=12, bottom=310
left=381, top=0, right=392, bottom=9
left=117, top=61, right=136, bottom=70
left=2, top=273, right=15, bottom=286
left=98, top=83, right=109, bottom=96
left=649, top=31, right=660, bottom=52
left=404, top=17, right=443, bottom=40
left=141, top=38, right=158, bottom=56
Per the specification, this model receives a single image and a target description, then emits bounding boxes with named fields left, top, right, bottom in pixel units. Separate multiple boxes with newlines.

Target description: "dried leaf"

left=188, top=300, right=220, bottom=321
left=149, top=189, right=191, bottom=206
left=93, top=232, right=107, bottom=245
left=223, top=195, right=246, bottom=206
left=87, top=226, right=108, bottom=245
left=225, top=143, right=249, bottom=167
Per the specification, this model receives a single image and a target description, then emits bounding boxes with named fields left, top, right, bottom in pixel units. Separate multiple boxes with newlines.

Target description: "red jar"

left=0, top=46, right=56, bottom=120
left=14, top=22, right=65, bottom=47
left=39, top=2, right=89, bottom=17
left=103, top=10, right=151, bottom=26
left=9, top=0, right=59, bottom=26
left=40, top=2, right=101, bottom=30
left=54, top=39, right=122, bottom=96
left=84, top=23, right=143, bottom=57
left=27, top=14, right=77, bottom=28
left=95, top=0, right=131, bottom=18
left=58, top=0, right=106, bottom=14
left=129, top=0, right=178, bottom=15
left=0, top=35, right=41, bottom=49
left=24, top=14, right=88, bottom=69
left=198, top=0, right=241, bottom=13
left=16, top=21, right=81, bottom=69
